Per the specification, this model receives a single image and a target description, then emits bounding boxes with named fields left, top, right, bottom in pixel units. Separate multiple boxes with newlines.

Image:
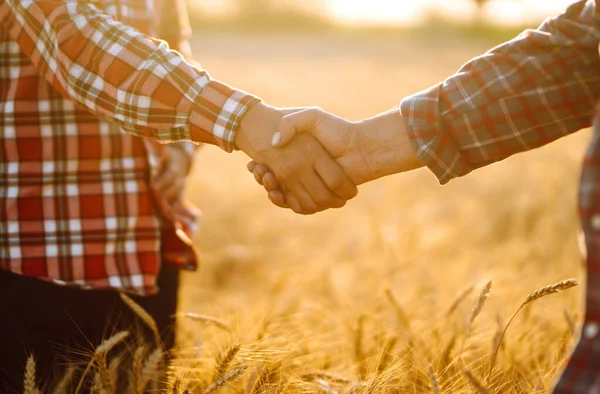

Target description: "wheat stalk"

left=428, top=365, right=441, bottom=394
left=488, top=278, right=579, bottom=380
left=376, top=336, right=398, bottom=374
left=564, top=309, right=576, bottom=335
left=354, top=315, right=366, bottom=380
left=120, top=293, right=162, bottom=349
left=384, top=288, right=410, bottom=329
left=446, top=284, right=476, bottom=316
left=463, top=369, right=490, bottom=394
left=248, top=361, right=281, bottom=394
left=214, top=344, right=241, bottom=381
left=345, top=383, right=367, bottom=394
left=205, top=364, right=248, bottom=394
left=24, top=355, right=40, bottom=394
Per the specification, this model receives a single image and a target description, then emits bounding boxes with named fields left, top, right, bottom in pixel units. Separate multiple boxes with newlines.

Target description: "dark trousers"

left=0, top=264, right=179, bottom=393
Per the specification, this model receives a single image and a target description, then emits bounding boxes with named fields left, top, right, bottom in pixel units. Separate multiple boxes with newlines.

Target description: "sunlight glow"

left=326, top=0, right=577, bottom=26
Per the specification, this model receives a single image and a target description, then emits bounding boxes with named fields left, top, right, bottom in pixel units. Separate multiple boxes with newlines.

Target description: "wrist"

left=357, top=109, right=422, bottom=179
left=235, top=102, right=282, bottom=159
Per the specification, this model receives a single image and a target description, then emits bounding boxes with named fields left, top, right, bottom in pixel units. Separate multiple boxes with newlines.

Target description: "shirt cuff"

left=189, top=80, right=261, bottom=153
left=400, top=84, right=475, bottom=185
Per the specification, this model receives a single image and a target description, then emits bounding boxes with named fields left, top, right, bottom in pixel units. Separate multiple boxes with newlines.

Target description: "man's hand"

left=152, top=143, right=193, bottom=204
left=247, top=107, right=424, bottom=208
left=235, top=103, right=358, bottom=215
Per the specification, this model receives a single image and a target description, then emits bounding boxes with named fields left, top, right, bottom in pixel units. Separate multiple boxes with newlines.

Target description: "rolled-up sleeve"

left=401, top=0, right=600, bottom=184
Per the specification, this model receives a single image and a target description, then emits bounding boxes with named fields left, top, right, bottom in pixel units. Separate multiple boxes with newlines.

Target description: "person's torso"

left=0, top=0, right=171, bottom=292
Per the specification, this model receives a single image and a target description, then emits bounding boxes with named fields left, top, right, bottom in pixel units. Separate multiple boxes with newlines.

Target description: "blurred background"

left=188, top=0, right=572, bottom=28
left=176, top=1, right=588, bottom=391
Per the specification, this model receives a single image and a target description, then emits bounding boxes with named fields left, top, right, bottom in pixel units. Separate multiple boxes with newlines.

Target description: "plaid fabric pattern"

left=0, top=0, right=257, bottom=295
left=401, top=1, right=600, bottom=391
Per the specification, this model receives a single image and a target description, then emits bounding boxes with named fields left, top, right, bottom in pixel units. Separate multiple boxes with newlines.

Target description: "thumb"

left=272, top=107, right=323, bottom=148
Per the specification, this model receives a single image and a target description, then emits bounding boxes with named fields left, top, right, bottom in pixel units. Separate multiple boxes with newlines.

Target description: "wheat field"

left=173, top=31, right=590, bottom=393
left=23, top=31, right=591, bottom=393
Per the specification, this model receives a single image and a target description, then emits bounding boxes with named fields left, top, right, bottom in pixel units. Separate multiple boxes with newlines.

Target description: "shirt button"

left=592, top=215, right=600, bottom=230
left=584, top=322, right=599, bottom=339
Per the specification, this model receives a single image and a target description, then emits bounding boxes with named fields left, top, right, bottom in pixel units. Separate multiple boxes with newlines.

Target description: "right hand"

left=248, top=107, right=422, bottom=208
left=234, top=103, right=359, bottom=215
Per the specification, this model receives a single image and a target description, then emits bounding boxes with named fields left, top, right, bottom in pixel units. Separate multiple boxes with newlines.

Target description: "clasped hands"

left=235, top=103, right=422, bottom=214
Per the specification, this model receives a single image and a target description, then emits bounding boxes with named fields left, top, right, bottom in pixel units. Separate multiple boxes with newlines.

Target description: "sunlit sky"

left=194, top=0, right=578, bottom=26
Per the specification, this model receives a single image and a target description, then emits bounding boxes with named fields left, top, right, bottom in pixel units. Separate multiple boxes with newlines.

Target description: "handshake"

left=235, top=103, right=423, bottom=214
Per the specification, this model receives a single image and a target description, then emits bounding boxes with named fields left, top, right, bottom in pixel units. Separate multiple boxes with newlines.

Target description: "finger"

left=247, top=161, right=257, bottom=173
left=273, top=107, right=324, bottom=148
left=268, top=190, right=287, bottom=208
left=153, top=167, right=177, bottom=192
left=314, top=156, right=358, bottom=201
left=155, top=152, right=171, bottom=179
left=252, top=164, right=269, bottom=186
left=162, top=179, right=184, bottom=204
left=284, top=192, right=305, bottom=214
left=301, top=169, right=347, bottom=210
left=289, top=183, right=322, bottom=215
left=262, top=172, right=280, bottom=192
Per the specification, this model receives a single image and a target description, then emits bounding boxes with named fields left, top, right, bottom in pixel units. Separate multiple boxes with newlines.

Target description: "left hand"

left=247, top=108, right=422, bottom=208
left=152, top=143, right=193, bottom=205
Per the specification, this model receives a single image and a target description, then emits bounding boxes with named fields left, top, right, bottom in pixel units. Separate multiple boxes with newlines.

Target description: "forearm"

left=0, top=0, right=258, bottom=151
left=355, top=110, right=423, bottom=180
left=401, top=0, right=600, bottom=184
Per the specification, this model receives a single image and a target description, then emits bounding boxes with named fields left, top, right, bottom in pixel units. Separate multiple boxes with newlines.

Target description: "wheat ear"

left=180, top=312, right=231, bottom=331
left=316, top=379, right=336, bottom=394
left=457, top=280, right=492, bottom=362
left=138, top=348, right=164, bottom=393
left=428, top=365, right=441, bottom=394
left=52, top=366, right=75, bottom=394
left=488, top=278, right=579, bottom=380
left=205, top=364, right=248, bottom=394
left=214, top=344, right=241, bottom=381
left=74, top=331, right=129, bottom=394
left=24, top=355, right=40, bottom=394
left=120, top=293, right=161, bottom=349
left=463, top=369, right=490, bottom=394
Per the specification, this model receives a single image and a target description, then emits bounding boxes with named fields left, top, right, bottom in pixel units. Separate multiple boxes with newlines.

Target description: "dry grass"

left=24, top=32, right=589, bottom=393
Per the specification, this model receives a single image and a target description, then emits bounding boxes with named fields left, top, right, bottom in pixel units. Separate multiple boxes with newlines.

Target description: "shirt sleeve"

left=0, top=0, right=260, bottom=152
left=400, top=0, right=600, bottom=184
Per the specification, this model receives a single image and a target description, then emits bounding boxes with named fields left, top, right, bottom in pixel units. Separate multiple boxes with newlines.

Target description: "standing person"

left=251, top=0, right=600, bottom=391
left=0, top=0, right=358, bottom=390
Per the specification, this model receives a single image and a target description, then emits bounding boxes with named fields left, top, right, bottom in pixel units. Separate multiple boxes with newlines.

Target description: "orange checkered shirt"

left=0, top=0, right=258, bottom=295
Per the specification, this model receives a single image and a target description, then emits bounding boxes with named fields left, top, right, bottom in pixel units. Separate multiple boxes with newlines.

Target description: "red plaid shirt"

left=400, top=0, right=600, bottom=391
left=0, top=0, right=258, bottom=295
